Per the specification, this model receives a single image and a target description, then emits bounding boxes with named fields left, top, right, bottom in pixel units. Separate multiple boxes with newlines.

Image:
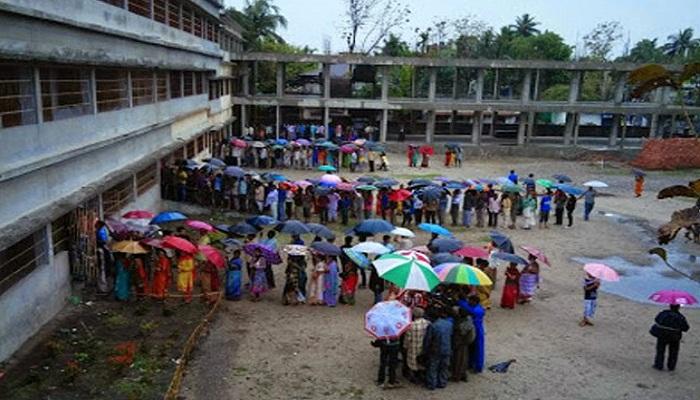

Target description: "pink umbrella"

left=231, top=138, right=247, bottom=148
left=185, top=220, right=214, bottom=232
left=453, top=246, right=489, bottom=259
left=295, top=138, right=311, bottom=146
left=395, top=250, right=431, bottom=264
left=320, top=174, right=342, bottom=185
left=649, top=290, right=698, bottom=306
left=340, top=144, right=357, bottom=154
left=583, top=263, right=619, bottom=282
left=520, top=245, right=551, bottom=266
left=162, top=236, right=197, bottom=254
left=336, top=182, right=356, bottom=192
left=198, top=245, right=225, bottom=269
left=122, top=210, right=155, bottom=219
left=294, top=180, right=312, bottom=189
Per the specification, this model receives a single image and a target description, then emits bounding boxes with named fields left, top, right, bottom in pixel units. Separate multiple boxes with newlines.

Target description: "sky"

left=224, top=0, right=700, bottom=57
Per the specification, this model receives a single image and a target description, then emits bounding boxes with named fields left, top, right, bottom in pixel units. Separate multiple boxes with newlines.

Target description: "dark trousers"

left=654, top=338, right=680, bottom=370
left=425, top=211, right=436, bottom=224
left=426, top=354, right=450, bottom=389
left=415, top=210, right=423, bottom=224
left=360, top=268, right=367, bottom=287
left=555, top=208, right=564, bottom=225
left=566, top=209, right=574, bottom=227
left=369, top=160, right=375, bottom=172
left=340, top=208, right=349, bottom=225
left=377, top=345, right=399, bottom=384
left=584, top=202, right=594, bottom=221
left=265, top=265, right=276, bottom=289
left=488, top=212, right=498, bottom=227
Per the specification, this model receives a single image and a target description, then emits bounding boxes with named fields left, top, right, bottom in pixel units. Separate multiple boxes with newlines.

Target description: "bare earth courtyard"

left=179, top=154, right=700, bottom=400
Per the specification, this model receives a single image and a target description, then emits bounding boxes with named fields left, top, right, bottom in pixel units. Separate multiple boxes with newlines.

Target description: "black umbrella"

left=306, top=223, right=336, bottom=240
left=310, top=241, right=342, bottom=256
left=229, top=222, right=259, bottom=236
left=431, top=252, right=462, bottom=265
left=552, top=174, right=572, bottom=183
left=275, top=220, right=311, bottom=235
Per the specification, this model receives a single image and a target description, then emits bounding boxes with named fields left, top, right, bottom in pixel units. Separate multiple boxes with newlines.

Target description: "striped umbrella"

left=438, top=263, right=493, bottom=286
left=373, top=252, right=440, bottom=292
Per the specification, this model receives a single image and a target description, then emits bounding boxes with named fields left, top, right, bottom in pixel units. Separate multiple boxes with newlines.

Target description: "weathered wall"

left=631, top=138, right=700, bottom=170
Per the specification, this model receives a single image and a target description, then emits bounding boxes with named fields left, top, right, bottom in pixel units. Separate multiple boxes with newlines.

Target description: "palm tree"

left=510, top=14, right=540, bottom=37
left=663, top=28, right=700, bottom=58
left=227, top=0, right=288, bottom=50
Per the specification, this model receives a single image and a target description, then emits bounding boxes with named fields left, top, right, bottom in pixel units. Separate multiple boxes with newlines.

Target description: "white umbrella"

left=390, top=227, right=415, bottom=238
left=282, top=244, right=308, bottom=256
left=352, top=241, right=391, bottom=255
left=582, top=180, right=609, bottom=188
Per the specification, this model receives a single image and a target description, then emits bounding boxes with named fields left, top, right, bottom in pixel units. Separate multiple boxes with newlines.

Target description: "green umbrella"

left=501, top=184, right=522, bottom=193
left=356, top=184, right=378, bottom=191
left=373, top=253, right=440, bottom=292
left=318, top=165, right=337, bottom=172
left=536, top=179, right=554, bottom=189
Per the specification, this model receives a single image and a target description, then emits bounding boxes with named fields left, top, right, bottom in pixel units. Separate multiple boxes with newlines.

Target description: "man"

left=652, top=304, right=690, bottom=371
left=372, top=337, right=401, bottom=389
left=381, top=235, right=396, bottom=252
left=403, top=307, right=430, bottom=383
left=524, top=173, right=536, bottom=193
left=423, top=308, right=453, bottom=390
left=462, top=189, right=476, bottom=228
left=553, top=188, right=567, bottom=226
left=508, top=169, right=518, bottom=185
left=450, top=307, right=475, bottom=382
left=265, top=184, right=279, bottom=220
left=580, top=187, right=597, bottom=221
left=450, top=189, right=461, bottom=226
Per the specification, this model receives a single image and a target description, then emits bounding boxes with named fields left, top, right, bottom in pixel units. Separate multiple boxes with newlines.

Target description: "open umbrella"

left=376, top=178, right=399, bottom=187
left=389, top=189, right=412, bottom=202
left=185, top=220, right=214, bottom=232
left=295, top=138, right=311, bottom=146
left=365, top=300, right=412, bottom=340
left=151, top=211, right=187, bottom=225
left=356, top=184, right=378, bottom=191
left=453, top=246, right=490, bottom=259
left=520, top=245, right=551, bottom=266
left=343, top=248, right=370, bottom=269
left=141, top=238, right=166, bottom=249
left=583, top=263, right=619, bottom=281
left=429, top=238, right=464, bottom=253
left=111, top=240, right=148, bottom=254
left=408, top=178, right=433, bottom=188
left=318, top=165, right=337, bottom=172
left=491, top=252, right=529, bottom=265
left=555, top=184, right=585, bottom=196
left=162, top=236, right=197, bottom=254
left=552, top=174, right=572, bottom=183
left=336, top=182, right=356, bottom=192
left=409, top=245, right=431, bottom=255
left=649, top=290, right=698, bottom=306
left=431, top=252, right=462, bottom=265
left=310, top=241, right=342, bottom=256
left=207, top=158, right=226, bottom=168
left=582, top=180, right=609, bottom=188
left=418, top=186, right=443, bottom=201
left=438, top=264, right=493, bottom=286
left=501, top=184, right=522, bottom=193
left=353, top=138, right=367, bottom=146
left=419, top=145, right=434, bottom=155
left=306, top=223, right=336, bottom=240
left=390, top=227, right=415, bottom=238
left=353, top=219, right=395, bottom=235
left=340, top=144, right=357, bottom=154
left=314, top=186, right=333, bottom=196
left=357, top=176, right=377, bottom=183
left=246, top=215, right=278, bottom=227
left=320, top=174, right=342, bottom=185
left=231, top=138, right=247, bottom=148
left=395, top=250, right=431, bottom=264
left=105, top=218, right=129, bottom=236
left=224, top=166, right=246, bottom=178
left=215, top=224, right=230, bottom=233
left=243, top=243, right=282, bottom=264
left=489, top=231, right=514, bottom=253
left=294, top=180, right=313, bottom=189
left=433, top=262, right=460, bottom=275
left=276, top=220, right=311, bottom=235
left=221, top=238, right=243, bottom=248
left=352, top=241, right=391, bottom=255
left=632, top=169, right=647, bottom=177
left=282, top=244, right=309, bottom=256
left=251, top=141, right=266, bottom=148
left=228, top=222, right=259, bottom=236
left=198, top=245, right=225, bottom=269
left=373, top=252, right=440, bottom=292
left=418, top=223, right=452, bottom=237
left=122, top=210, right=155, bottom=220
left=536, top=179, right=554, bottom=189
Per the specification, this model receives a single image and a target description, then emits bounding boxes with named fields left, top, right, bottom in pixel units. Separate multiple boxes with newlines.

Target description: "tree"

left=624, top=39, right=666, bottom=63
left=342, top=0, right=411, bottom=55
left=583, top=21, right=623, bottom=60
left=379, top=33, right=412, bottom=56
left=663, top=28, right=700, bottom=59
left=226, top=0, right=288, bottom=51
left=508, top=31, right=572, bottom=61
left=510, top=13, right=540, bottom=37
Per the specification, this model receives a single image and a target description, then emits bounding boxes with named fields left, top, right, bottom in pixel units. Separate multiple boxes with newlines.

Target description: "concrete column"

left=564, top=112, right=576, bottom=145
left=240, top=104, right=248, bottom=133
left=452, top=68, right=458, bottom=99
left=517, top=113, right=526, bottom=145
left=526, top=111, right=535, bottom=142
left=276, top=62, right=285, bottom=98
left=33, top=67, right=43, bottom=124
left=568, top=71, right=582, bottom=103
left=489, top=112, right=497, bottom=137
left=323, top=63, right=331, bottom=99
left=90, top=69, right=98, bottom=114
left=620, top=117, right=628, bottom=149
left=475, top=69, right=484, bottom=103
left=275, top=105, right=281, bottom=140
left=532, top=69, right=540, bottom=101
left=573, top=113, right=581, bottom=146
left=380, top=109, right=388, bottom=142
left=613, top=75, right=626, bottom=104
left=428, top=68, right=437, bottom=102
left=649, top=114, right=659, bottom=138
left=323, top=107, right=330, bottom=133
left=242, top=64, right=250, bottom=96
left=521, top=70, right=532, bottom=103
left=471, top=111, right=482, bottom=145
left=609, top=114, right=621, bottom=146
left=380, top=66, right=389, bottom=101
left=426, top=110, right=436, bottom=143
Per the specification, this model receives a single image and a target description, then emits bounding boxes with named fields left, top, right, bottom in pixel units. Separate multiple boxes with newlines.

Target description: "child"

left=371, top=338, right=401, bottom=389
left=580, top=273, right=601, bottom=326
left=379, top=152, right=389, bottom=171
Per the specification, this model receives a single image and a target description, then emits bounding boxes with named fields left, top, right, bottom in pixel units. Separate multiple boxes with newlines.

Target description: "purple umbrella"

left=243, top=243, right=282, bottom=264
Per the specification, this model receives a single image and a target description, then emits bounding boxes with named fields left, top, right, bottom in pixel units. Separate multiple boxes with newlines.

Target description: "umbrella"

left=340, top=144, right=357, bottom=153
left=419, top=186, right=443, bottom=201
left=353, top=219, right=395, bottom=235
left=477, top=178, right=498, bottom=186
left=224, top=166, right=246, bottom=178
left=141, top=238, right=166, bottom=249
left=151, top=211, right=187, bottom=225
left=294, top=180, right=313, bottom=189
left=433, top=262, right=461, bottom=275
left=353, top=138, right=367, bottom=146
left=390, top=227, right=415, bottom=238
left=445, top=182, right=466, bottom=190
left=520, top=245, right=551, bottom=266
left=408, top=178, right=433, bottom=188
left=357, top=176, right=377, bottom=183
left=111, top=240, right=148, bottom=254
left=373, top=252, right=440, bottom=292
left=375, top=180, right=396, bottom=189
left=633, top=168, right=647, bottom=177
left=207, top=158, right=226, bottom=168
left=276, top=220, right=311, bottom=235
left=295, top=138, right=311, bottom=146
left=185, top=220, right=214, bottom=232
left=246, top=215, right=278, bottom=227
left=336, top=182, right=356, bottom=192
left=343, top=248, right=370, bottom=269
left=418, top=223, right=452, bottom=237
left=395, top=250, right=432, bottom=264
left=198, top=245, right=225, bottom=269
left=431, top=252, right=462, bottom=265
left=221, top=238, right=243, bottom=248
left=352, top=241, right=391, bottom=255
left=306, top=223, right=335, bottom=240
left=228, top=222, right=259, bottom=236
left=314, top=186, right=333, bottom=196
left=282, top=244, right=309, bottom=256
left=408, top=246, right=431, bottom=256
left=122, top=210, right=154, bottom=219
left=320, top=174, right=342, bottom=185
left=583, top=263, right=619, bottom=281
left=243, top=243, right=282, bottom=264
left=251, top=141, right=266, bottom=148
left=536, top=179, right=554, bottom=189
left=429, top=238, right=464, bottom=253
left=552, top=174, right=572, bottom=183
left=162, top=236, right=197, bottom=254
left=555, top=184, right=585, bottom=196
left=318, top=165, right=337, bottom=172
left=419, top=145, right=434, bottom=155
left=310, top=241, right=342, bottom=256
left=453, top=246, right=490, bottom=259
left=276, top=138, right=288, bottom=146
left=582, top=180, right=609, bottom=188
left=214, top=224, right=230, bottom=233
left=389, top=189, right=412, bottom=202
left=105, top=218, right=129, bottom=236
left=356, top=184, right=378, bottom=191
left=492, top=252, right=529, bottom=265
left=648, top=290, right=698, bottom=306
left=489, top=231, right=514, bottom=252
left=438, top=264, right=493, bottom=286
left=365, top=300, right=412, bottom=340
left=377, top=178, right=399, bottom=187
left=231, top=138, right=247, bottom=148
left=501, top=184, right=522, bottom=193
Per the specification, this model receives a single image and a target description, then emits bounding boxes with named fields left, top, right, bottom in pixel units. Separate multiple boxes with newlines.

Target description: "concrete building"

left=0, top=0, right=243, bottom=361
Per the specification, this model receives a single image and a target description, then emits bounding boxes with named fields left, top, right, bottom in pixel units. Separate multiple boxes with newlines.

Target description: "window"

left=128, top=0, right=151, bottom=18
left=186, top=140, right=195, bottom=157
left=40, top=67, right=92, bottom=122
left=136, top=164, right=158, bottom=195
left=102, top=178, right=134, bottom=216
left=131, top=70, right=154, bottom=106
left=95, top=69, right=128, bottom=112
left=153, top=0, right=166, bottom=23
left=196, top=134, right=204, bottom=152
left=168, top=0, right=180, bottom=28
left=52, top=212, right=72, bottom=254
left=209, top=80, right=216, bottom=100
left=0, top=65, right=36, bottom=128
left=193, top=13, right=203, bottom=37
left=0, top=229, right=48, bottom=295
left=207, top=20, right=215, bottom=41
left=170, top=71, right=182, bottom=98
left=156, top=71, right=168, bottom=101
left=195, top=72, right=204, bottom=95
left=181, top=7, right=192, bottom=33
left=183, top=72, right=193, bottom=96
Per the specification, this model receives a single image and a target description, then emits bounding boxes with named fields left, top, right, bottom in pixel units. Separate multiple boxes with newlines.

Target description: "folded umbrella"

left=275, top=220, right=311, bottom=235
left=492, top=252, right=529, bottom=265
left=343, top=248, right=370, bottom=269
left=352, top=241, right=391, bottom=255
left=246, top=215, right=278, bottom=227
left=198, top=245, right=225, bottom=269
left=162, top=235, right=197, bottom=254
left=365, top=300, right=412, bottom=340
left=111, top=240, right=148, bottom=254
left=431, top=252, right=462, bottom=265
left=648, top=290, right=698, bottom=306
left=243, top=243, right=282, bottom=264
left=429, top=238, right=464, bottom=253
left=122, top=210, right=155, bottom=220
left=151, top=211, right=187, bottom=225
left=418, top=223, right=452, bottom=237
left=185, top=220, right=214, bottom=232
left=438, top=263, right=493, bottom=286
left=310, top=241, right=342, bottom=256
left=583, top=263, right=619, bottom=281
left=520, top=245, right=551, bottom=266
left=306, top=223, right=335, bottom=240
left=373, top=252, right=439, bottom=292
left=453, top=246, right=490, bottom=259
left=228, top=222, right=259, bottom=236
left=353, top=219, right=395, bottom=235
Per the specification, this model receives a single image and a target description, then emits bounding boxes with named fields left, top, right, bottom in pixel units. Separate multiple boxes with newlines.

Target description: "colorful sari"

left=225, top=257, right=242, bottom=300
left=340, top=264, right=359, bottom=305
left=250, top=258, right=268, bottom=297
left=151, top=255, right=170, bottom=300
left=518, top=272, right=538, bottom=303
left=500, top=267, right=520, bottom=309
left=114, top=257, right=131, bottom=301
left=323, top=260, right=339, bottom=307
left=200, top=262, right=220, bottom=304
left=177, top=255, right=195, bottom=302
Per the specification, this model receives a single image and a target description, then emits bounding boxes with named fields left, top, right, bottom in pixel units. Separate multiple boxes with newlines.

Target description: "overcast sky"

left=224, top=0, right=700, bottom=57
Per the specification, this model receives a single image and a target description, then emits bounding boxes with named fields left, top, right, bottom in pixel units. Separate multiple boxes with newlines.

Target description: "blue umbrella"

left=343, top=248, right=370, bottom=269
left=552, top=174, right=572, bottom=183
left=261, top=172, right=287, bottom=182
left=224, top=166, right=246, bottom=178
left=478, top=178, right=498, bottom=186
left=150, top=211, right=187, bottom=225
left=445, top=181, right=466, bottom=190
left=184, top=159, right=198, bottom=167
left=276, top=138, right=289, bottom=146
left=306, top=223, right=336, bottom=240
left=489, top=231, right=514, bottom=253
left=353, top=219, right=395, bottom=235
left=418, top=223, right=452, bottom=236
left=229, top=222, right=259, bottom=236
left=215, top=224, right=230, bottom=232
left=419, top=186, right=443, bottom=201
left=429, top=238, right=464, bottom=253
left=310, top=241, right=342, bottom=256
left=246, top=215, right=278, bottom=227
left=207, top=158, right=226, bottom=167
left=221, top=238, right=243, bottom=248
left=314, top=186, right=333, bottom=195
left=492, top=252, right=529, bottom=265
left=431, top=252, right=462, bottom=265
left=408, top=178, right=433, bottom=188
left=376, top=178, right=399, bottom=187
left=357, top=176, right=377, bottom=183
left=276, top=220, right=311, bottom=235
left=555, top=184, right=585, bottom=196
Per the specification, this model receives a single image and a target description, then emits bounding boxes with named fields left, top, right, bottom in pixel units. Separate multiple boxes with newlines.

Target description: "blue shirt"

left=508, top=173, right=518, bottom=184
left=238, top=179, right=248, bottom=195
left=424, top=317, right=453, bottom=356
left=540, top=195, right=552, bottom=212
left=97, top=226, right=109, bottom=245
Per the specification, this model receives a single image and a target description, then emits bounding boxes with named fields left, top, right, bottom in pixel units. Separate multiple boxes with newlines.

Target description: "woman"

left=132, top=256, right=149, bottom=297
left=151, top=249, right=171, bottom=301
left=114, top=254, right=131, bottom=301
left=177, top=252, right=196, bottom=303
left=250, top=249, right=268, bottom=301
left=340, top=259, right=359, bottom=305
left=634, top=175, right=645, bottom=198
left=475, top=259, right=493, bottom=309
left=308, top=255, right=326, bottom=305
left=200, top=260, right=220, bottom=305
left=501, top=194, right=513, bottom=229
left=225, top=249, right=243, bottom=301
left=282, top=259, right=302, bottom=305
left=521, top=193, right=537, bottom=230
left=500, top=263, right=520, bottom=309
left=458, top=295, right=486, bottom=373
left=411, top=146, right=419, bottom=167
left=323, top=256, right=339, bottom=307
left=518, top=255, right=540, bottom=304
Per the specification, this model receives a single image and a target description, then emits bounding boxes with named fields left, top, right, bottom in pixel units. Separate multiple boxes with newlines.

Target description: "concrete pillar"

left=452, top=68, right=458, bottom=99
left=381, top=66, right=389, bottom=101
left=564, top=112, right=576, bottom=145
left=276, top=62, right=285, bottom=98
left=517, top=113, right=526, bottom=145
left=380, top=109, right=388, bottom=142
left=526, top=112, right=535, bottom=142
left=475, top=69, right=484, bottom=103
left=275, top=105, right=281, bottom=140
left=573, top=113, right=581, bottom=146
left=471, top=111, right=482, bottom=145
left=569, top=71, right=582, bottom=103
left=33, top=67, right=43, bottom=124
left=242, top=63, right=250, bottom=96
left=620, top=117, right=628, bottom=149
left=521, top=70, right=532, bottom=103
left=609, top=114, right=621, bottom=146
left=323, top=107, right=330, bottom=134
left=489, top=112, right=497, bottom=137
left=323, top=63, right=331, bottom=99
left=532, top=69, right=540, bottom=101
left=649, top=114, right=659, bottom=138
left=428, top=68, right=437, bottom=102
left=240, top=104, right=248, bottom=134
left=613, top=75, right=626, bottom=104
left=426, top=110, right=436, bottom=143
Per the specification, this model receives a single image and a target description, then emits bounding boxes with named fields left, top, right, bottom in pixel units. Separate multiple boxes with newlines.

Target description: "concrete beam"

left=276, top=62, right=285, bottom=98
left=275, top=105, right=281, bottom=140
left=240, top=104, right=248, bottom=133
left=614, top=75, right=626, bottom=104
left=426, top=110, right=436, bottom=143
left=323, top=107, right=330, bottom=133
left=471, top=111, right=482, bottom=145
left=526, top=111, right=535, bottom=142
left=517, top=113, right=526, bottom=145
left=242, top=63, right=250, bottom=95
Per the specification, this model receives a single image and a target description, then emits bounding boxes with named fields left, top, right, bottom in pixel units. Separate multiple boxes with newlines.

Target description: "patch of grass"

left=231, top=367, right=249, bottom=376
left=104, top=314, right=128, bottom=329
left=139, top=321, right=159, bottom=336
left=114, top=379, right=150, bottom=400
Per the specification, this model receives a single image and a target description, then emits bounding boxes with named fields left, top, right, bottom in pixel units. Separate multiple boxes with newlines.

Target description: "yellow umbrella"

left=111, top=240, right=148, bottom=254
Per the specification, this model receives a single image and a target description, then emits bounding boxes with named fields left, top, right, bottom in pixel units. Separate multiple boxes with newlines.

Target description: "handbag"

left=649, top=323, right=662, bottom=338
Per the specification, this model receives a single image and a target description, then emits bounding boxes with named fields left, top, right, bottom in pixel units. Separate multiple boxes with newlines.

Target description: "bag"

left=649, top=323, right=662, bottom=338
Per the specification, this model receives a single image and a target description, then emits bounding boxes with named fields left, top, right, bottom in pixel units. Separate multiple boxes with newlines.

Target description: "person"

left=524, top=173, right=536, bottom=193
left=458, top=295, right=486, bottom=373
left=509, top=193, right=520, bottom=229
left=403, top=307, right=430, bottom=383
left=353, top=192, right=364, bottom=223
left=369, top=265, right=385, bottom=304
left=379, top=152, right=389, bottom=171
left=508, top=170, right=518, bottom=185
left=539, top=189, right=552, bottom=228
left=327, top=191, right=340, bottom=222
left=323, top=256, right=339, bottom=307
left=580, top=272, right=600, bottom=326
left=95, top=220, right=112, bottom=293
left=652, top=304, right=690, bottom=371
left=151, top=249, right=171, bottom=301
left=339, top=193, right=352, bottom=225
left=132, top=255, right=149, bottom=297
left=500, top=263, right=521, bottom=309
left=250, top=250, right=268, bottom=301
left=177, top=167, right=188, bottom=202
left=487, top=192, right=500, bottom=227
left=474, top=191, right=486, bottom=228
left=425, top=198, right=438, bottom=224
left=177, top=251, right=195, bottom=303
left=565, top=194, right=577, bottom=228
left=282, top=257, right=303, bottom=305
left=521, top=193, right=537, bottom=229
left=265, top=184, right=279, bottom=220
left=308, top=255, right=326, bottom=305
left=444, top=148, right=452, bottom=167
left=225, top=249, right=243, bottom=301
left=553, top=188, right=567, bottom=226
left=438, top=193, right=448, bottom=226
left=411, top=146, right=419, bottom=167
left=407, top=145, right=414, bottom=167
left=450, top=307, right=475, bottom=382
left=340, top=257, right=359, bottom=305
left=302, top=187, right=314, bottom=223
left=634, top=175, right=645, bottom=197
left=413, top=196, right=423, bottom=225
left=113, top=254, right=131, bottom=301
left=423, top=308, right=453, bottom=390
left=580, top=187, right=597, bottom=221
left=501, top=194, right=513, bottom=230
left=448, top=189, right=461, bottom=226
left=381, top=235, right=395, bottom=252
left=420, top=150, right=430, bottom=168
left=278, top=186, right=288, bottom=221
left=518, top=255, right=540, bottom=304
left=462, top=188, right=476, bottom=228
left=372, top=337, right=401, bottom=389
left=455, top=147, right=463, bottom=167
left=200, top=260, right=220, bottom=305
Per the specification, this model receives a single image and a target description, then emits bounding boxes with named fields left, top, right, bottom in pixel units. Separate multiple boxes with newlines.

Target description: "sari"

left=151, top=254, right=170, bottom=300
left=114, top=257, right=131, bottom=301
left=225, top=257, right=242, bottom=300
left=308, top=260, right=326, bottom=304
left=500, top=267, right=520, bottom=309
left=340, top=264, right=359, bottom=305
left=200, top=262, right=220, bottom=304
left=177, top=255, right=195, bottom=302
left=518, top=272, right=539, bottom=303
left=323, top=260, right=339, bottom=307
left=133, top=257, right=149, bottom=297
left=250, top=257, right=269, bottom=297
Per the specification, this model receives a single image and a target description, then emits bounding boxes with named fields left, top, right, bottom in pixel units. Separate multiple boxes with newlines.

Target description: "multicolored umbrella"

left=520, top=245, right=551, bottom=266
left=584, top=263, right=619, bottom=281
left=418, top=223, right=452, bottom=237
left=318, top=165, right=337, bottom=172
left=243, top=243, right=282, bottom=264
left=185, top=220, right=214, bottom=232
left=198, top=245, right=225, bottom=269
left=122, top=210, right=154, bottom=219
left=151, top=211, right=187, bottom=225
left=408, top=246, right=431, bottom=256
left=310, top=241, right=342, bottom=256
left=111, top=240, right=148, bottom=254
left=395, top=250, right=431, bottom=264
left=438, top=263, right=493, bottom=286
left=453, top=246, right=489, bottom=259
left=352, top=241, right=390, bottom=255
left=162, top=236, right=197, bottom=254
left=648, top=290, right=698, bottom=306
left=373, top=252, right=440, bottom=292
left=343, top=248, right=370, bottom=269
left=365, top=300, right=412, bottom=340
left=353, top=219, right=395, bottom=235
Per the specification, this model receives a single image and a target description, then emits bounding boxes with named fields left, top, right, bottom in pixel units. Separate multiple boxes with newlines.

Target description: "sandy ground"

left=180, top=154, right=700, bottom=400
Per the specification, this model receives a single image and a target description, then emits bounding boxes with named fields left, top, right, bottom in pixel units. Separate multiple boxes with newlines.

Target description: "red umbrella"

left=231, top=138, right=247, bottom=148
left=279, top=181, right=297, bottom=191
left=389, top=189, right=412, bottom=202
left=198, top=245, right=225, bottom=269
left=185, top=220, right=214, bottom=232
left=520, top=245, right=551, bottom=266
left=453, top=246, right=489, bottom=259
left=162, top=236, right=197, bottom=254
left=122, top=210, right=154, bottom=219
left=419, top=145, right=434, bottom=155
